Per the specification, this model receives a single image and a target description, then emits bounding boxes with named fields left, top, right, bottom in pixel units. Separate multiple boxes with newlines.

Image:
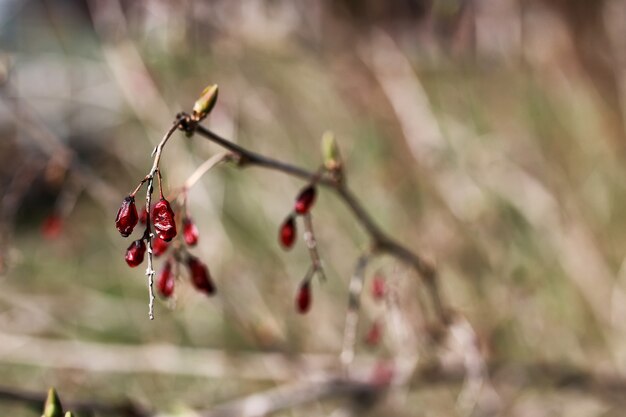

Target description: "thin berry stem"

left=144, top=178, right=155, bottom=320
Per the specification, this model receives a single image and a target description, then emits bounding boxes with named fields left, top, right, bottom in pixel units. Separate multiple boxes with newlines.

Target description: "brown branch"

left=189, top=119, right=448, bottom=325
left=197, top=360, right=626, bottom=417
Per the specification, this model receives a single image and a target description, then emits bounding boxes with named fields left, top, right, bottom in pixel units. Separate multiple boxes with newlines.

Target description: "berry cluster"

left=115, top=189, right=215, bottom=300
left=114, top=85, right=221, bottom=315
left=114, top=85, right=348, bottom=319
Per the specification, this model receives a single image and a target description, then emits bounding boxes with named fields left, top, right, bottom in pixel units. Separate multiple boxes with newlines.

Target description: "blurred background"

left=1, top=0, right=626, bottom=416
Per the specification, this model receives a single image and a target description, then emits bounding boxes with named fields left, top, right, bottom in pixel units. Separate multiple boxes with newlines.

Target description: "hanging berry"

left=183, top=217, right=199, bottom=246
left=157, top=260, right=174, bottom=298
left=279, top=215, right=296, bottom=249
left=187, top=256, right=215, bottom=295
left=294, top=185, right=317, bottom=215
left=152, top=198, right=177, bottom=241
left=296, top=281, right=311, bottom=314
left=125, top=239, right=146, bottom=267
left=115, top=196, right=139, bottom=237
left=152, top=235, right=169, bottom=257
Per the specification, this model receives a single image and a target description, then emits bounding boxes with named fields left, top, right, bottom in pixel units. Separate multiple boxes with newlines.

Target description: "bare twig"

left=139, top=118, right=184, bottom=320
left=182, top=152, right=231, bottom=192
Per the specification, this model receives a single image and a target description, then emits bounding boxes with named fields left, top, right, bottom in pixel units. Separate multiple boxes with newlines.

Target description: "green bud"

left=64, top=412, right=74, bottom=417
left=192, top=84, right=219, bottom=121
left=321, top=131, right=342, bottom=172
left=42, top=388, right=63, bottom=417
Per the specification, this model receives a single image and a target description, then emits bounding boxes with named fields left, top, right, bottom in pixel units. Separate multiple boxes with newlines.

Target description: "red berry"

left=296, top=281, right=311, bottom=314
left=187, top=256, right=215, bottom=295
left=372, top=276, right=386, bottom=300
left=115, top=196, right=139, bottom=237
left=152, top=236, right=169, bottom=257
left=157, top=260, right=174, bottom=298
left=183, top=217, right=199, bottom=246
left=279, top=215, right=296, bottom=249
left=42, top=214, right=63, bottom=239
left=365, top=320, right=383, bottom=346
left=152, top=198, right=177, bottom=241
left=294, top=185, right=317, bottom=215
left=125, top=239, right=146, bottom=267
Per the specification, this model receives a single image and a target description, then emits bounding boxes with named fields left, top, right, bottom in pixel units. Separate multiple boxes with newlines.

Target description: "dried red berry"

left=187, top=256, right=215, bottom=295
left=125, top=239, right=146, bottom=267
left=279, top=215, right=296, bottom=249
left=157, top=260, right=174, bottom=298
left=296, top=281, right=311, bottom=314
left=42, top=214, right=63, bottom=240
left=365, top=320, right=383, bottom=346
left=372, top=276, right=386, bottom=301
left=152, top=236, right=169, bottom=257
left=183, top=217, right=199, bottom=246
left=294, top=185, right=317, bottom=215
left=152, top=198, right=177, bottom=241
left=115, top=196, right=139, bottom=237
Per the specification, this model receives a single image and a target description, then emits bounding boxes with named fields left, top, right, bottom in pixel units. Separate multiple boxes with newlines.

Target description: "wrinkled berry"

left=125, top=239, right=146, bottom=267
left=187, top=256, right=215, bottom=295
left=296, top=281, right=311, bottom=314
left=183, top=217, right=199, bottom=246
left=115, top=196, right=139, bottom=237
left=279, top=215, right=296, bottom=249
left=294, top=185, right=316, bottom=215
left=152, top=198, right=177, bottom=241
left=152, top=236, right=169, bottom=257
left=157, top=260, right=174, bottom=298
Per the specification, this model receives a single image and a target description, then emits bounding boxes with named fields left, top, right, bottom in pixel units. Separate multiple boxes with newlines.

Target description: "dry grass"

left=1, top=1, right=626, bottom=416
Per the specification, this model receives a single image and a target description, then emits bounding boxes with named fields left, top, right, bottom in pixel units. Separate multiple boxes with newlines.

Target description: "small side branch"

left=138, top=117, right=184, bottom=320
left=190, top=121, right=448, bottom=327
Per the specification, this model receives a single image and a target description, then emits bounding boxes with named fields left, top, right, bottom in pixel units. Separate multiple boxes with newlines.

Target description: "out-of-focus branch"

left=0, top=332, right=334, bottom=381
left=198, top=377, right=382, bottom=417
left=340, top=254, right=371, bottom=371
left=0, top=86, right=119, bottom=208
left=3, top=331, right=626, bottom=414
